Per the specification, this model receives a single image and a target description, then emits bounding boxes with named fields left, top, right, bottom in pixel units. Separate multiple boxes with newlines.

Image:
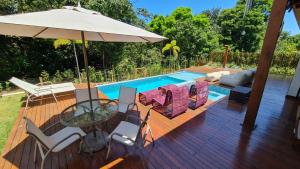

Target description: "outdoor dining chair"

left=106, top=108, right=154, bottom=160
left=116, top=87, right=138, bottom=114
left=9, top=77, right=75, bottom=113
left=74, top=87, right=100, bottom=116
left=24, top=117, right=86, bottom=169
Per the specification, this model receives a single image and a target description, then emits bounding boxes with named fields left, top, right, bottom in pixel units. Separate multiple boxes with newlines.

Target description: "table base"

left=82, top=130, right=108, bottom=153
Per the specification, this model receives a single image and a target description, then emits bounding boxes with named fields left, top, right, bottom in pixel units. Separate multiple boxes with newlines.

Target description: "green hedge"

left=208, top=51, right=300, bottom=68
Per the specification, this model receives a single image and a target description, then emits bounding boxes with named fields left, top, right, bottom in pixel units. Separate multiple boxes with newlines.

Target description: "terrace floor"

left=1, top=72, right=300, bottom=169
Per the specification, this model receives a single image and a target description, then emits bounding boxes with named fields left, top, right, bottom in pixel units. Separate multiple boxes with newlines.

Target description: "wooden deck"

left=1, top=74, right=300, bottom=169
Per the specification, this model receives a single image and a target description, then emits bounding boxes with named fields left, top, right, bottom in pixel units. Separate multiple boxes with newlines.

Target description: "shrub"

left=148, top=64, right=162, bottom=76
left=74, top=78, right=81, bottom=84
left=52, top=70, right=63, bottom=83
left=5, top=81, right=11, bottom=91
left=95, top=71, right=105, bottom=82
left=40, top=70, right=50, bottom=82
left=80, top=69, right=87, bottom=83
left=80, top=67, right=100, bottom=83
left=88, top=66, right=97, bottom=83
left=62, top=69, right=74, bottom=81
left=208, top=50, right=300, bottom=68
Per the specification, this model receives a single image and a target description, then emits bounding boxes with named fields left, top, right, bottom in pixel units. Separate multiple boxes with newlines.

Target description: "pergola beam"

left=243, top=0, right=289, bottom=129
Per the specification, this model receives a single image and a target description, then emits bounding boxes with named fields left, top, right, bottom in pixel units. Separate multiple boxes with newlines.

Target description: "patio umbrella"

left=0, top=4, right=166, bottom=117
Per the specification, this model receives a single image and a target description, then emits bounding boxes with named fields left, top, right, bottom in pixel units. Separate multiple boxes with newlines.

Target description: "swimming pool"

left=97, top=71, right=230, bottom=101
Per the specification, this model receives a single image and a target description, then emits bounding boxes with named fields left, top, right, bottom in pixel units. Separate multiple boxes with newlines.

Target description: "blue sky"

left=132, top=0, right=300, bottom=35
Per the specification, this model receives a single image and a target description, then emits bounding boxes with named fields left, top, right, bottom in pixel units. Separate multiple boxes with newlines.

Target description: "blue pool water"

left=168, top=71, right=206, bottom=81
left=97, top=71, right=230, bottom=101
left=208, top=85, right=231, bottom=101
left=98, top=76, right=185, bottom=99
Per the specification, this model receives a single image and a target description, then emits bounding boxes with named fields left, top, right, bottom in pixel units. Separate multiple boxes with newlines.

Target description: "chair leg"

left=22, top=96, right=30, bottom=116
left=41, top=158, right=45, bottom=169
left=52, top=93, right=58, bottom=103
left=149, top=127, right=155, bottom=146
left=78, top=140, right=83, bottom=154
left=33, top=142, right=37, bottom=163
left=106, top=140, right=112, bottom=160
left=41, top=151, right=50, bottom=169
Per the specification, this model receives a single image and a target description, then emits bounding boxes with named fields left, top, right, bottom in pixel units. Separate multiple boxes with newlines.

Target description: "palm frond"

left=170, top=40, right=177, bottom=46
left=53, top=39, right=71, bottom=49
left=162, top=43, right=172, bottom=54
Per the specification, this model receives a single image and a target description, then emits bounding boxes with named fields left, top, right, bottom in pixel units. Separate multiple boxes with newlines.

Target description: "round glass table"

left=60, top=99, right=118, bottom=153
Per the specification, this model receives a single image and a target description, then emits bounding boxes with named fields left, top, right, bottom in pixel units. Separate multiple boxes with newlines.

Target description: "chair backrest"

left=9, top=77, right=38, bottom=95
left=165, top=86, right=189, bottom=117
left=195, top=81, right=209, bottom=95
left=75, top=88, right=99, bottom=103
left=119, top=87, right=137, bottom=104
left=136, top=108, right=152, bottom=139
left=195, top=81, right=209, bottom=107
left=24, top=117, right=52, bottom=149
left=158, top=84, right=177, bottom=95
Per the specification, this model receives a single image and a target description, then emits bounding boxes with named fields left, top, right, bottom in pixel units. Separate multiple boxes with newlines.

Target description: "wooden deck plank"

left=0, top=70, right=300, bottom=169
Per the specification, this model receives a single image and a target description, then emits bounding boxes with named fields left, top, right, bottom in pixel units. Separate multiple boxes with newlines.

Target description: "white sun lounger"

left=9, top=77, right=75, bottom=112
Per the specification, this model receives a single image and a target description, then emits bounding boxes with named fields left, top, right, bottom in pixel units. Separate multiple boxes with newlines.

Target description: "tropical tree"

left=217, top=0, right=273, bottom=52
left=149, top=7, right=220, bottom=67
left=162, top=40, right=180, bottom=70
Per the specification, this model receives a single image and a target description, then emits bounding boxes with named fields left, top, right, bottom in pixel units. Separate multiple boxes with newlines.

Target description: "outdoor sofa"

left=219, top=69, right=256, bottom=87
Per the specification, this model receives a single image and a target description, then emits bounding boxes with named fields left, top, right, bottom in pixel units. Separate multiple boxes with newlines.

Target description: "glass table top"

left=60, top=99, right=118, bottom=127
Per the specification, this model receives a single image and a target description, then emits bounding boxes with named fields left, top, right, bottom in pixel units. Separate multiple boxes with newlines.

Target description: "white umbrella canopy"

left=0, top=5, right=166, bottom=42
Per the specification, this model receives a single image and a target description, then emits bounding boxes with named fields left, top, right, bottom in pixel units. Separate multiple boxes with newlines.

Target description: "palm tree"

left=53, top=39, right=87, bottom=83
left=162, top=40, right=180, bottom=71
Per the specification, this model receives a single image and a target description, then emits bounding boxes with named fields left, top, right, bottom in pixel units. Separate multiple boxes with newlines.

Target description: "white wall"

left=288, top=60, right=300, bottom=97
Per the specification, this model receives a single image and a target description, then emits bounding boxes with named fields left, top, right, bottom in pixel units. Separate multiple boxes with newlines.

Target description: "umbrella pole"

left=81, top=31, right=94, bottom=121
left=81, top=32, right=108, bottom=153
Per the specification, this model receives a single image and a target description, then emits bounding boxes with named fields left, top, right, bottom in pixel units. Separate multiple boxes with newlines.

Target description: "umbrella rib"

left=98, top=33, right=106, bottom=41
left=33, top=27, right=49, bottom=38
left=138, top=36, right=151, bottom=43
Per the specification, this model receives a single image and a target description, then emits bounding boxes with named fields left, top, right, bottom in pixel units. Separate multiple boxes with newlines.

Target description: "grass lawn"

left=0, top=94, right=24, bottom=153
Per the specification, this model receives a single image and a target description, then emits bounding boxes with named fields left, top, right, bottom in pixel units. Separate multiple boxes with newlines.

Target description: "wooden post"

left=223, top=45, right=229, bottom=68
left=243, top=0, right=288, bottom=129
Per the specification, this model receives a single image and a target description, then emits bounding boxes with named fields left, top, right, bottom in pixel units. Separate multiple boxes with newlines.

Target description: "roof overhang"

left=292, top=0, right=300, bottom=28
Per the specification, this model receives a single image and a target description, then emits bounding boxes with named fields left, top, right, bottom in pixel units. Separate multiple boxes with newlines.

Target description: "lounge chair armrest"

left=42, top=121, right=62, bottom=134
left=110, top=132, right=135, bottom=144
left=49, top=132, right=84, bottom=152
